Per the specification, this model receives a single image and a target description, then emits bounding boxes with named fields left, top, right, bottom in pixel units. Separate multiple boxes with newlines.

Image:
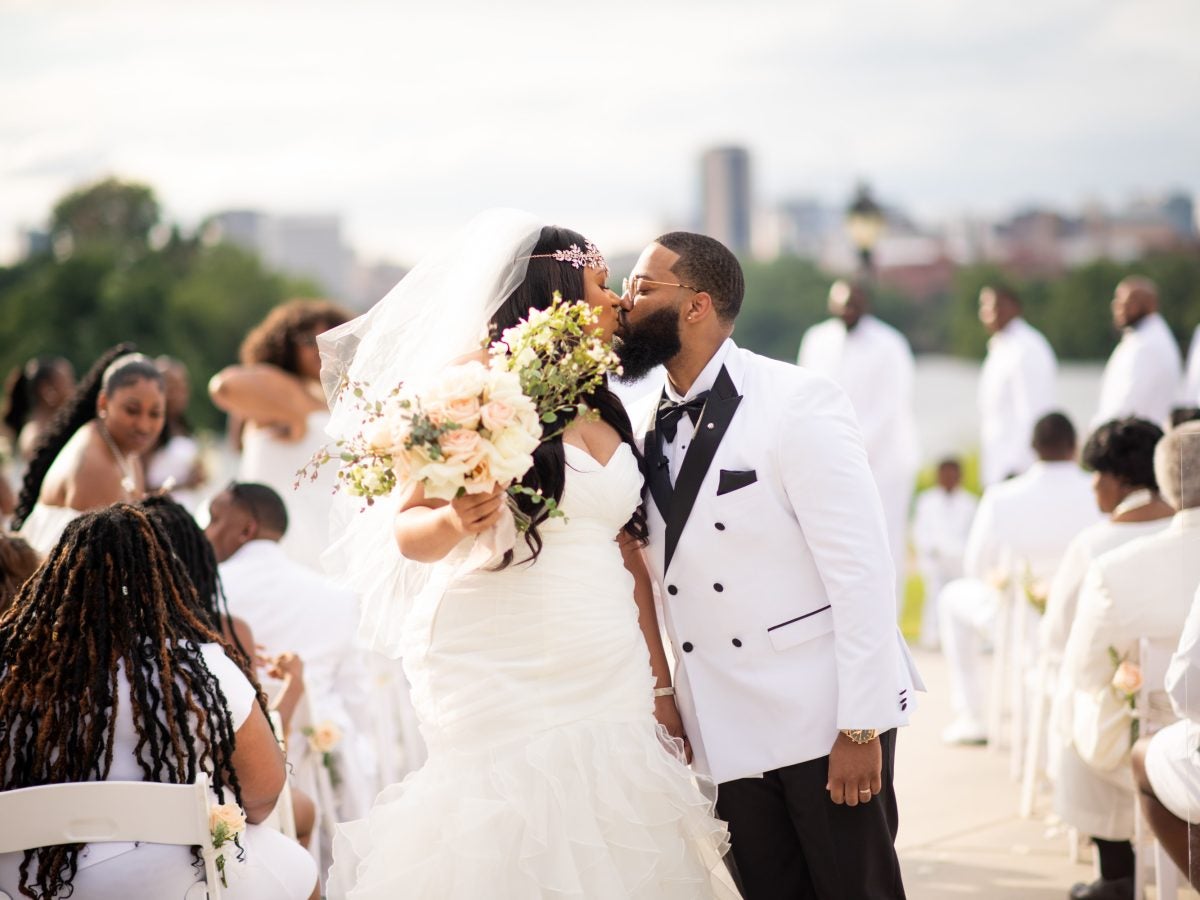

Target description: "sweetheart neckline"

left=562, top=440, right=634, bottom=471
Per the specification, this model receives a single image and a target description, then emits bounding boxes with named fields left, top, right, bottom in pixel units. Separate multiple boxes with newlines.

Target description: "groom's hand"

left=826, top=732, right=882, bottom=806
left=446, top=485, right=507, bottom=536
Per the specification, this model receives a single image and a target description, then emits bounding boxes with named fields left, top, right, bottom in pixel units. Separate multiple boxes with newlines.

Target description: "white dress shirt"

left=912, top=486, right=978, bottom=580
left=978, top=317, right=1058, bottom=486
left=797, top=315, right=919, bottom=481
left=1145, top=584, right=1200, bottom=824
left=1183, top=324, right=1200, bottom=408
left=660, top=338, right=734, bottom=484
left=964, top=460, right=1100, bottom=586
left=1094, top=312, right=1184, bottom=428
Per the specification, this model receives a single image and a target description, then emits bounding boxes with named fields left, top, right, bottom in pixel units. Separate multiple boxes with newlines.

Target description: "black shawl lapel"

left=642, top=394, right=675, bottom=523
left=664, top=366, right=742, bottom=572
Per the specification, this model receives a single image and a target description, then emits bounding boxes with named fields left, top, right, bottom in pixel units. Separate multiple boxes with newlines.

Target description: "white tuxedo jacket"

left=630, top=343, right=923, bottom=784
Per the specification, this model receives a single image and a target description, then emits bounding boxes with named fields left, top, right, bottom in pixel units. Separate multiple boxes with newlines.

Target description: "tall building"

left=209, top=210, right=351, bottom=300
left=700, top=146, right=752, bottom=255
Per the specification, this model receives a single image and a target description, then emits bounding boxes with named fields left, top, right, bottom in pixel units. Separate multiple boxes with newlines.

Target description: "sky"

left=2, top=0, right=1199, bottom=266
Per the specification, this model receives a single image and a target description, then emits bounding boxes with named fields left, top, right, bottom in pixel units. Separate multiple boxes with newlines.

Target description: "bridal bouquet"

left=301, top=295, right=621, bottom=531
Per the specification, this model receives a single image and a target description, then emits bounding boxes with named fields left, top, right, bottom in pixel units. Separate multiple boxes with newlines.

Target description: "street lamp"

left=845, top=182, right=885, bottom=274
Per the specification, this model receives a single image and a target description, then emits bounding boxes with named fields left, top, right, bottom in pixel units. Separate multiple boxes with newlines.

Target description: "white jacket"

left=631, top=342, right=922, bottom=784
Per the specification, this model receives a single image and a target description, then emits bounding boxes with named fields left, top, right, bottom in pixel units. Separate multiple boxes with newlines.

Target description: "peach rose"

left=439, top=428, right=482, bottom=459
left=308, top=721, right=343, bottom=754
left=209, top=803, right=246, bottom=837
left=443, top=395, right=481, bottom=430
left=1111, top=660, right=1143, bottom=696
left=481, top=399, right=516, bottom=432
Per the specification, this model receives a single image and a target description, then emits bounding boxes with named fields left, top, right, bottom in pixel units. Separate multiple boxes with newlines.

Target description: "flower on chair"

left=1108, top=646, right=1142, bottom=746
left=209, top=803, right=246, bottom=888
left=302, top=720, right=343, bottom=788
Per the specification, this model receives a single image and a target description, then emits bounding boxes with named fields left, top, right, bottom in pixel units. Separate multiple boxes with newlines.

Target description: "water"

left=914, top=355, right=1105, bottom=463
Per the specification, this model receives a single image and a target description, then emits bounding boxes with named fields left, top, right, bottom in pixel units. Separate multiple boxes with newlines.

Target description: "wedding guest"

left=798, top=278, right=919, bottom=589
left=1056, top=422, right=1200, bottom=900
left=1040, top=418, right=1174, bottom=658
left=2, top=355, right=75, bottom=462
left=1171, top=407, right=1200, bottom=428
left=1132, top=583, right=1200, bottom=889
left=0, top=504, right=317, bottom=900
left=1184, top=324, right=1200, bottom=407
left=977, top=282, right=1058, bottom=486
left=911, top=458, right=977, bottom=649
left=10, top=344, right=165, bottom=553
left=209, top=300, right=349, bottom=568
left=940, top=412, right=1097, bottom=744
left=206, top=481, right=375, bottom=819
left=1094, top=276, right=1183, bottom=429
left=0, top=533, right=39, bottom=614
left=146, top=355, right=206, bottom=512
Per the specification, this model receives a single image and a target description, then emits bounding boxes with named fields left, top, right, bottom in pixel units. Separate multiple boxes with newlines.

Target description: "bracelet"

left=653, top=686, right=675, bottom=698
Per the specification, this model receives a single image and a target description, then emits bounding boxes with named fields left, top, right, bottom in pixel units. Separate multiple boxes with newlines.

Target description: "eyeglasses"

left=622, top=275, right=701, bottom=299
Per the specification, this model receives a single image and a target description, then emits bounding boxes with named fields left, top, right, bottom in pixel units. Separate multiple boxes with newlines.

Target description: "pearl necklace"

left=98, top=421, right=137, bottom=496
left=1113, top=488, right=1155, bottom=518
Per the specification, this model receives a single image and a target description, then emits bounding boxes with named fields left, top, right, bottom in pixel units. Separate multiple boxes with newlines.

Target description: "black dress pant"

left=715, top=729, right=905, bottom=900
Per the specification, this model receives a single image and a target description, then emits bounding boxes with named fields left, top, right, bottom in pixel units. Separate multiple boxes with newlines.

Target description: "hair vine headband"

left=526, top=241, right=607, bottom=271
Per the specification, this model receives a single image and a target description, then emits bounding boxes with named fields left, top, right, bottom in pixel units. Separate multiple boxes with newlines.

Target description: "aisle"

left=896, top=648, right=1098, bottom=898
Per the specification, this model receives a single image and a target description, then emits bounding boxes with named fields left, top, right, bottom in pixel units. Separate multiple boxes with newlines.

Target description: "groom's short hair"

left=655, top=231, right=744, bottom=323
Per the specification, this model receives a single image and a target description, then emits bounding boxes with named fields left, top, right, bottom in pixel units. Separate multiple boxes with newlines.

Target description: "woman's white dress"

left=0, top=644, right=316, bottom=900
left=239, top=410, right=336, bottom=569
left=328, top=442, right=735, bottom=899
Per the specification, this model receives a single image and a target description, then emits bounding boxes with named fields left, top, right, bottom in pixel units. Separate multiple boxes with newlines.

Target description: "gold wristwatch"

left=840, top=729, right=879, bottom=745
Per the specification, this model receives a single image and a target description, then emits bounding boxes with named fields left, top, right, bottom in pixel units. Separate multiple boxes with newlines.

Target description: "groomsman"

left=1094, top=276, right=1183, bottom=428
left=977, top=283, right=1058, bottom=486
left=798, top=278, right=919, bottom=593
left=616, top=232, right=922, bottom=900
left=911, top=458, right=978, bottom=649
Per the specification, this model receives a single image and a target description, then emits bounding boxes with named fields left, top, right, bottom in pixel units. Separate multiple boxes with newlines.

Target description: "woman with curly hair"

left=210, top=300, right=349, bottom=566
left=2, top=356, right=75, bottom=463
left=0, top=504, right=317, bottom=899
left=11, top=344, right=166, bottom=554
left=0, top=533, right=39, bottom=615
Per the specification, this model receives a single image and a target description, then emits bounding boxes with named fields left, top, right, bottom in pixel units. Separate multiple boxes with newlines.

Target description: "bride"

left=322, top=211, right=737, bottom=898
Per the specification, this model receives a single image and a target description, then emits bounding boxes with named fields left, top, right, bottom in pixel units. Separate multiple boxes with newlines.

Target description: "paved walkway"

left=894, top=648, right=1196, bottom=899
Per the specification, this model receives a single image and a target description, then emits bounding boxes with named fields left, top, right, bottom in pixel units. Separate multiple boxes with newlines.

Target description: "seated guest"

left=940, top=412, right=1098, bottom=744
left=0, top=533, right=39, bottom=614
left=911, top=457, right=977, bottom=649
left=11, top=344, right=166, bottom=554
left=1040, top=418, right=1174, bottom=658
left=1132, top=584, right=1200, bottom=890
left=0, top=504, right=316, bottom=900
left=206, top=482, right=375, bottom=818
left=1056, top=422, right=1200, bottom=900
left=2, top=356, right=75, bottom=464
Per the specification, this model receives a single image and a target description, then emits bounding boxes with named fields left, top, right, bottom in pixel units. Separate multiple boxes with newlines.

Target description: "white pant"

left=938, top=578, right=998, bottom=723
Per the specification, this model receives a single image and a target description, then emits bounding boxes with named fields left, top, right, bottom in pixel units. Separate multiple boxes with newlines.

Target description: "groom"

left=615, top=232, right=922, bottom=900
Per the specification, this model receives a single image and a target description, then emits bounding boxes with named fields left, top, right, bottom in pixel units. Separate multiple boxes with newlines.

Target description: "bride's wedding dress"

left=328, top=441, right=735, bottom=898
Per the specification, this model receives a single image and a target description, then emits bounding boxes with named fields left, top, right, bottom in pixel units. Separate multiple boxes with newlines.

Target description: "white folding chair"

left=0, top=773, right=221, bottom=900
left=987, top=580, right=1015, bottom=753
left=262, top=710, right=298, bottom=841
left=1019, top=653, right=1059, bottom=817
left=1133, top=636, right=1183, bottom=900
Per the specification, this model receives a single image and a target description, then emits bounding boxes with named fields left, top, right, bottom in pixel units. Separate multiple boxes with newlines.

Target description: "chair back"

left=0, top=773, right=220, bottom=898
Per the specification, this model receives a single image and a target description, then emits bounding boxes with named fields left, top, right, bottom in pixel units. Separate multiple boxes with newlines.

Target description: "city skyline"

left=3, top=0, right=1199, bottom=266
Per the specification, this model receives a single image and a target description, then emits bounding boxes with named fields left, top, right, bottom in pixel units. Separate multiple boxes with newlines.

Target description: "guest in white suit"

left=205, top=482, right=376, bottom=820
left=798, top=279, right=919, bottom=592
left=1094, top=276, right=1183, bottom=429
left=1054, top=422, right=1200, bottom=900
left=1133, top=582, right=1200, bottom=889
left=940, top=413, right=1098, bottom=744
left=911, top=458, right=977, bottom=649
left=977, top=283, right=1058, bottom=486
left=615, top=232, right=922, bottom=900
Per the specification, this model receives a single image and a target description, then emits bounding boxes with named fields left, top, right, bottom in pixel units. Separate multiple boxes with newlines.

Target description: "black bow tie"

left=656, top=392, right=709, bottom=443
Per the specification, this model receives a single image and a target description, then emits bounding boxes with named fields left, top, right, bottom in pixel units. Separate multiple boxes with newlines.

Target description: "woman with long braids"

left=0, top=504, right=317, bottom=900
left=11, top=344, right=165, bottom=554
left=325, top=216, right=735, bottom=898
left=2, top=356, right=76, bottom=464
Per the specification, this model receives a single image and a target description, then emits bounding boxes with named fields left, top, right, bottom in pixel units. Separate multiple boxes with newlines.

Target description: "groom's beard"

left=614, top=305, right=682, bottom=384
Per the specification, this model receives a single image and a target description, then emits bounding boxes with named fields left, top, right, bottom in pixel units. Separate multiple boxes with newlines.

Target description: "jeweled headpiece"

left=527, top=241, right=607, bottom=271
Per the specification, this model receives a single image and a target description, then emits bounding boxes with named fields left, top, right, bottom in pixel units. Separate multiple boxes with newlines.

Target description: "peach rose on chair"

left=1111, top=660, right=1143, bottom=696
left=209, top=803, right=247, bottom=836
left=308, top=721, right=343, bottom=754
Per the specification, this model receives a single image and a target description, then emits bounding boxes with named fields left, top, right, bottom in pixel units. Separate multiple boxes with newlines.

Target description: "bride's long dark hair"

left=489, top=226, right=648, bottom=567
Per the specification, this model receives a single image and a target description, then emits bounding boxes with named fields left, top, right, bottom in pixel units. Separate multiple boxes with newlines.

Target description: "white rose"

left=209, top=804, right=246, bottom=837
left=415, top=457, right=470, bottom=500
left=434, top=361, right=489, bottom=403
left=1111, top=660, right=1143, bottom=696
left=486, top=369, right=525, bottom=404
left=490, top=423, right=540, bottom=460
left=514, top=346, right=539, bottom=370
